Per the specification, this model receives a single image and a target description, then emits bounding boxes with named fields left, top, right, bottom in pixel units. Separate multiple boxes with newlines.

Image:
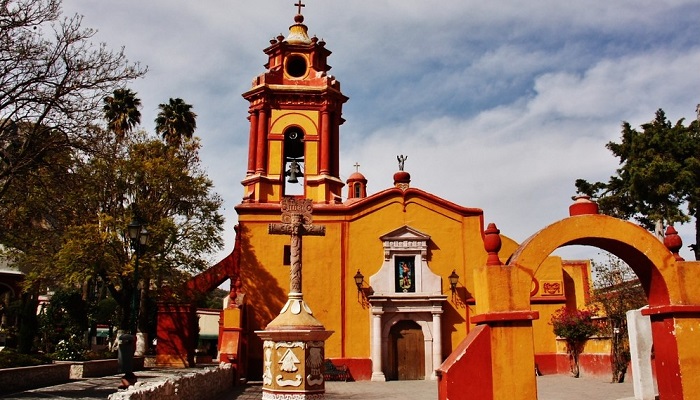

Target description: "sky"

left=61, top=0, right=700, bottom=263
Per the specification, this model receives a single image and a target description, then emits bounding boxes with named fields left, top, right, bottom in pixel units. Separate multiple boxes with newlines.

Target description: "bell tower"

left=241, top=4, right=348, bottom=204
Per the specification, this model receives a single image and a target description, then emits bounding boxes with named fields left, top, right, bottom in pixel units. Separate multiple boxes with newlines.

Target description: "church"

left=231, top=5, right=590, bottom=381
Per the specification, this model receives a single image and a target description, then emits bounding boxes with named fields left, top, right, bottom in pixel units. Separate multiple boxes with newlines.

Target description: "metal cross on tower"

left=269, top=197, right=325, bottom=296
left=295, top=0, right=305, bottom=14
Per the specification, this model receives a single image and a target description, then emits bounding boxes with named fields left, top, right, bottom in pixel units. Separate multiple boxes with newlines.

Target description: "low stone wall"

left=108, top=364, right=235, bottom=400
left=0, top=363, right=72, bottom=394
left=70, top=357, right=144, bottom=378
left=0, top=357, right=146, bottom=395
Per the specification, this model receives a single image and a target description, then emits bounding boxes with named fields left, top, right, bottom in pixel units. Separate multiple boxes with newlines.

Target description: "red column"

left=332, top=111, right=340, bottom=177
left=255, top=108, right=268, bottom=174
left=320, top=109, right=330, bottom=175
left=247, top=110, right=258, bottom=176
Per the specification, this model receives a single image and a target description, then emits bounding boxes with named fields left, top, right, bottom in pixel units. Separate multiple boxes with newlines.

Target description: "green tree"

left=103, top=88, right=142, bottom=141
left=591, top=253, right=647, bottom=383
left=196, top=288, right=229, bottom=310
left=155, top=98, right=197, bottom=147
left=2, top=125, right=223, bottom=350
left=576, top=109, right=700, bottom=260
left=54, top=131, right=224, bottom=338
left=0, top=0, right=145, bottom=199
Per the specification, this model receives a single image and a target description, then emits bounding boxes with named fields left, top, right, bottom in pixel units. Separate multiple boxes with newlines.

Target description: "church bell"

left=286, top=159, right=303, bottom=183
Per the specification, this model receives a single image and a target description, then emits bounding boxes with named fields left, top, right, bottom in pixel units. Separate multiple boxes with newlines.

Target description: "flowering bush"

left=551, top=306, right=599, bottom=377
left=52, top=336, right=84, bottom=361
left=551, top=306, right=599, bottom=342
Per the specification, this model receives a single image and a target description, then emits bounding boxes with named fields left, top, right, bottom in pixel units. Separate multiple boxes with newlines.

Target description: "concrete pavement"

left=219, top=376, right=636, bottom=400
left=0, top=368, right=640, bottom=400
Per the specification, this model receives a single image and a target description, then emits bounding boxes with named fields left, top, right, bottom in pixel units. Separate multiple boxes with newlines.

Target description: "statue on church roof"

left=397, top=155, right=408, bottom=171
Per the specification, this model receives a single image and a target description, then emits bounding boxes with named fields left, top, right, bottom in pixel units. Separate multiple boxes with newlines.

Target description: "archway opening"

left=506, top=214, right=693, bottom=399
left=389, top=320, right=425, bottom=381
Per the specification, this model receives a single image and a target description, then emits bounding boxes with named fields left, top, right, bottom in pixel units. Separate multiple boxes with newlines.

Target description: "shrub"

left=551, top=306, right=599, bottom=377
left=551, top=306, right=599, bottom=342
left=83, top=349, right=118, bottom=360
left=0, top=349, right=52, bottom=368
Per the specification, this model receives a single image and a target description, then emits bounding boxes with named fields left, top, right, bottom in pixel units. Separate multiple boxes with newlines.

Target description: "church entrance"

left=368, top=225, right=447, bottom=382
left=389, top=320, right=425, bottom=380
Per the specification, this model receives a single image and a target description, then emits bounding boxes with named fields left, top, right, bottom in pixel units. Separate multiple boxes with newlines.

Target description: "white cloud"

left=60, top=0, right=700, bottom=263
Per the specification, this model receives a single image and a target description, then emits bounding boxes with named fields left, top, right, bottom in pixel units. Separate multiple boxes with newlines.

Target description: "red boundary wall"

left=436, top=324, right=493, bottom=400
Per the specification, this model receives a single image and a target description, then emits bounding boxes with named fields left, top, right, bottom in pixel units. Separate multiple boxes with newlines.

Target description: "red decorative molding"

left=530, top=295, right=567, bottom=304
left=471, top=310, right=540, bottom=324
left=641, top=304, right=700, bottom=316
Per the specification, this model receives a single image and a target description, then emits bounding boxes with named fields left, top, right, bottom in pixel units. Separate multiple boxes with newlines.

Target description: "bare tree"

left=0, top=0, right=145, bottom=198
left=592, top=253, right=648, bottom=383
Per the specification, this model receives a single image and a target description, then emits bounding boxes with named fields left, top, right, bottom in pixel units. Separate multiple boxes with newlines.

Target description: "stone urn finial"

left=664, top=225, right=684, bottom=261
left=484, top=223, right=502, bottom=266
left=569, top=195, right=599, bottom=216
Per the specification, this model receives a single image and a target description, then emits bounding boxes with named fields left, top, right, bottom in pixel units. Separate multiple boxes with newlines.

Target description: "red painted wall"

left=156, top=303, right=197, bottom=367
left=536, top=352, right=641, bottom=379
left=437, top=324, right=493, bottom=400
left=330, top=358, right=372, bottom=381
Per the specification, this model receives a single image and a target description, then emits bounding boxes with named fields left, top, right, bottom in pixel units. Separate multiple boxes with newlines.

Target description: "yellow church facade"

left=233, top=9, right=590, bottom=381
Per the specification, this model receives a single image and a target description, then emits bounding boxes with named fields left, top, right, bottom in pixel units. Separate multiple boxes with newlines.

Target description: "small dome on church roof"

left=393, top=170, right=411, bottom=189
left=393, top=170, right=410, bottom=183
left=347, top=171, right=367, bottom=182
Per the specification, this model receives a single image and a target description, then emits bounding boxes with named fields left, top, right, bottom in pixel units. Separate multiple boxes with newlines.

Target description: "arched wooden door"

left=389, top=320, right=425, bottom=380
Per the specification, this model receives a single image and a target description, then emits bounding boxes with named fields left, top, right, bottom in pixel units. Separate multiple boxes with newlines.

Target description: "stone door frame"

left=369, top=295, right=446, bottom=381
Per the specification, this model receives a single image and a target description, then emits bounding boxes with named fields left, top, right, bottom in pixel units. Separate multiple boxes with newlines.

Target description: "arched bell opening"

left=283, top=126, right=305, bottom=196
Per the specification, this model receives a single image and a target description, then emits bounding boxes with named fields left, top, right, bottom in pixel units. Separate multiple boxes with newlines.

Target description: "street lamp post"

left=127, top=218, right=149, bottom=336
left=118, top=217, right=148, bottom=384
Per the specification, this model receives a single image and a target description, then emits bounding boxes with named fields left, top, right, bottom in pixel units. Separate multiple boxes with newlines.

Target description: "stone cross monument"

left=257, top=197, right=333, bottom=400
left=269, top=198, right=325, bottom=297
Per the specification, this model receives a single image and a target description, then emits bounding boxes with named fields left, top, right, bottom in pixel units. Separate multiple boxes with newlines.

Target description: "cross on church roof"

left=353, top=162, right=360, bottom=172
left=295, top=1, right=305, bottom=14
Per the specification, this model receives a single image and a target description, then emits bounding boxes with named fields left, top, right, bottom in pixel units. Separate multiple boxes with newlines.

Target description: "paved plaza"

left=220, top=376, right=636, bottom=400
left=0, top=367, right=642, bottom=400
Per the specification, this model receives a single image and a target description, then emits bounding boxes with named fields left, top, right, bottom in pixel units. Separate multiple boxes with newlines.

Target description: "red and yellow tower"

left=241, top=10, right=348, bottom=204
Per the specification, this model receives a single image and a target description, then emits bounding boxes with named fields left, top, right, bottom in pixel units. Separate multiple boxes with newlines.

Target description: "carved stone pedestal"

left=260, top=198, right=333, bottom=399
left=256, top=294, right=333, bottom=400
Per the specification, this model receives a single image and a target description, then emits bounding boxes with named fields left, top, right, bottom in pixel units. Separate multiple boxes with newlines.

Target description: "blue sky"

left=61, top=0, right=700, bottom=262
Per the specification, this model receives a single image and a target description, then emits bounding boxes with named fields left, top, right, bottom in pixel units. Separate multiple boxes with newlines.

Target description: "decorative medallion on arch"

left=367, top=226, right=447, bottom=381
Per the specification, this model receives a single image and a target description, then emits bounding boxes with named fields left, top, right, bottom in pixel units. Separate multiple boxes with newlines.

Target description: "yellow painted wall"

left=269, top=110, right=319, bottom=135
left=268, top=141, right=283, bottom=177
left=236, top=189, right=590, bottom=370
left=305, top=141, right=319, bottom=176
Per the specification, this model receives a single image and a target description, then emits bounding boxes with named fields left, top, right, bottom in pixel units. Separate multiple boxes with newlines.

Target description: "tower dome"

left=347, top=164, right=367, bottom=200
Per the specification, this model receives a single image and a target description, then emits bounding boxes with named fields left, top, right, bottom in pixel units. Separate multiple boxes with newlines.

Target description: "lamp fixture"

left=128, top=218, right=141, bottom=241
left=448, top=269, right=459, bottom=293
left=127, top=217, right=149, bottom=254
left=354, top=269, right=364, bottom=292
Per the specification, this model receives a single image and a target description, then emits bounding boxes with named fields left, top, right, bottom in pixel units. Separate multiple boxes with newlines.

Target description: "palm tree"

left=154, top=98, right=197, bottom=147
left=103, top=89, right=142, bottom=140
